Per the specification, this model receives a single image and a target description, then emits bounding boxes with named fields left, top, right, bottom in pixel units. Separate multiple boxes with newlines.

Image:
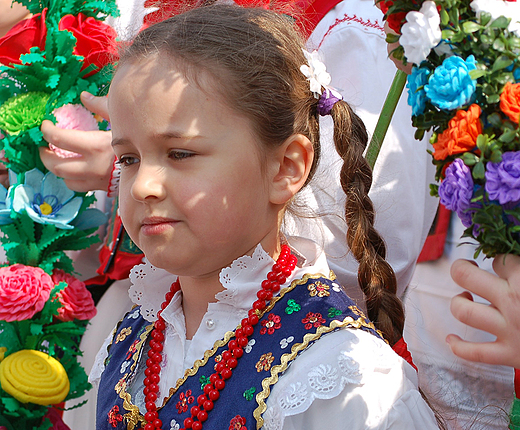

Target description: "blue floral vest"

left=96, top=273, right=383, bottom=430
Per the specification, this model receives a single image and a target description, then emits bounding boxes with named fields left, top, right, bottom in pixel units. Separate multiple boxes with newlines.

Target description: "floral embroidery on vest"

left=327, top=307, right=342, bottom=318
left=108, top=405, right=123, bottom=427
left=285, top=298, right=301, bottom=314
left=260, top=313, right=281, bottom=335
left=243, top=387, right=256, bottom=401
left=115, top=327, right=132, bottom=343
left=176, top=389, right=195, bottom=414
left=255, top=352, right=274, bottom=372
left=302, top=311, right=326, bottom=329
left=229, top=415, right=247, bottom=430
left=308, top=281, right=330, bottom=297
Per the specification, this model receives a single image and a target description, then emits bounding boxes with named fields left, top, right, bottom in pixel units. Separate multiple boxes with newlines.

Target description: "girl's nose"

left=130, top=164, right=166, bottom=202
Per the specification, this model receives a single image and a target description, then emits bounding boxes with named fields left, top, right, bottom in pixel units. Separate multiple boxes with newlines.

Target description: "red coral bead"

left=203, top=384, right=214, bottom=394
left=153, top=419, right=162, bottom=428
left=144, top=377, right=151, bottom=386
left=253, top=300, right=265, bottom=310
left=243, top=325, right=254, bottom=336
left=235, top=328, right=243, bottom=338
left=155, top=320, right=165, bottom=331
left=197, top=410, right=208, bottom=422
left=184, top=417, right=194, bottom=428
left=144, top=387, right=150, bottom=396
left=267, top=272, right=277, bottom=281
left=145, top=401, right=156, bottom=412
left=227, top=358, right=238, bottom=368
left=144, top=411, right=157, bottom=422
left=210, top=374, right=220, bottom=384
left=233, top=347, right=244, bottom=358
left=222, top=350, right=232, bottom=361
left=144, top=424, right=154, bottom=430
left=221, top=368, right=232, bottom=380
left=149, top=383, right=159, bottom=393
left=197, top=394, right=206, bottom=405
left=150, top=374, right=160, bottom=384
left=256, top=290, right=267, bottom=300
left=203, top=400, right=214, bottom=411
left=209, top=389, right=220, bottom=401
left=248, top=315, right=259, bottom=326
left=228, top=340, right=238, bottom=349
left=192, top=421, right=203, bottom=430
left=190, top=406, right=200, bottom=417
left=215, top=379, right=226, bottom=390
left=215, top=362, right=225, bottom=373
left=147, top=392, right=157, bottom=402
left=237, top=337, right=248, bottom=347
left=271, top=282, right=280, bottom=293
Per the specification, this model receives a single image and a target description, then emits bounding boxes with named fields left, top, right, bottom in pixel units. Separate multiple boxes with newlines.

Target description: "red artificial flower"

left=52, top=270, right=96, bottom=321
left=500, top=82, right=520, bottom=123
left=0, top=264, right=53, bottom=322
left=433, top=104, right=482, bottom=161
left=58, top=13, right=118, bottom=77
left=0, top=9, right=47, bottom=66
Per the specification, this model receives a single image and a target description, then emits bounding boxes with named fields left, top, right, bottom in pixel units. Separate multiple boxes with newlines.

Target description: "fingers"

left=492, top=254, right=520, bottom=280
left=450, top=259, right=504, bottom=304
left=450, top=292, right=506, bottom=335
left=80, top=92, right=109, bottom=120
left=446, top=335, right=510, bottom=366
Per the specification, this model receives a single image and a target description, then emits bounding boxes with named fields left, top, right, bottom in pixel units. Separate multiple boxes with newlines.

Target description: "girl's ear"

left=269, top=133, right=314, bottom=205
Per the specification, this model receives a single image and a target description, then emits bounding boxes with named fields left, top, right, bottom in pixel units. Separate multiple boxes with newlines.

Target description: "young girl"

left=92, top=5, right=439, bottom=429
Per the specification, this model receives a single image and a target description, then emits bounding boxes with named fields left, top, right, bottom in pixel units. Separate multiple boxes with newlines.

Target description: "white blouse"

left=91, top=238, right=439, bottom=430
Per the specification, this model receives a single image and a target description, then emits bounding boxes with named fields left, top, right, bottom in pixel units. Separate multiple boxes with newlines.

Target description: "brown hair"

left=117, top=4, right=404, bottom=346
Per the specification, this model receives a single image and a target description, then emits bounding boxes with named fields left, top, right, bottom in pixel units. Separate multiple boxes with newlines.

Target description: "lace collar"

left=128, top=237, right=327, bottom=322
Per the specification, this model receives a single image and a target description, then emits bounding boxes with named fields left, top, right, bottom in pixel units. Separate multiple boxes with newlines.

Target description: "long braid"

left=330, top=101, right=404, bottom=346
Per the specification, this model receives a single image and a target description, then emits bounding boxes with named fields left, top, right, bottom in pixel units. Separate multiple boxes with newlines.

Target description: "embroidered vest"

left=97, top=273, right=383, bottom=430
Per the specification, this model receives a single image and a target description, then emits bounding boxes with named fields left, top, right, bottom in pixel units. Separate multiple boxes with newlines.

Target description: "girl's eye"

left=116, top=156, right=139, bottom=167
left=168, top=150, right=195, bottom=161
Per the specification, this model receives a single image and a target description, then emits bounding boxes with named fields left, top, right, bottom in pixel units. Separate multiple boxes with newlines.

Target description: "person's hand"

left=40, top=92, right=115, bottom=193
left=447, top=255, right=520, bottom=368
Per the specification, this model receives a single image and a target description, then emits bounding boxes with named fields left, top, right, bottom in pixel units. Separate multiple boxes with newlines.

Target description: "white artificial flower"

left=400, top=1, right=442, bottom=65
left=470, top=0, right=520, bottom=35
left=300, top=49, right=331, bottom=98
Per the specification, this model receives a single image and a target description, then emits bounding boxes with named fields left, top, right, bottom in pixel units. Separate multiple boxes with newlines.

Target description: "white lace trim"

left=262, top=330, right=397, bottom=430
left=215, top=244, right=273, bottom=306
left=129, top=259, right=178, bottom=322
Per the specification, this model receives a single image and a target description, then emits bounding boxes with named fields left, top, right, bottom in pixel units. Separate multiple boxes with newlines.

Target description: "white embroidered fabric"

left=128, top=259, right=178, bottom=322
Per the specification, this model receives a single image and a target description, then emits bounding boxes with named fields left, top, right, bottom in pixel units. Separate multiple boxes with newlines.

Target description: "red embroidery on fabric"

left=229, top=414, right=247, bottom=430
left=302, top=312, right=326, bottom=330
left=108, top=405, right=123, bottom=427
left=260, top=313, right=281, bottom=335
left=318, top=14, right=385, bottom=49
left=176, top=389, right=195, bottom=414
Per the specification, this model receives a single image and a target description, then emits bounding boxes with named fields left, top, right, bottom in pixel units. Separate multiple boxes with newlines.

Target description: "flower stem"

left=365, top=70, right=407, bottom=170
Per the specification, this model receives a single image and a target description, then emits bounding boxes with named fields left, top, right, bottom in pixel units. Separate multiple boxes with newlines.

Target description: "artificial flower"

left=0, top=92, right=50, bottom=136
left=0, top=185, right=13, bottom=225
left=50, top=104, right=100, bottom=158
left=485, top=151, right=520, bottom=204
left=0, top=264, right=54, bottom=322
left=433, top=104, right=482, bottom=160
left=300, top=49, right=331, bottom=98
left=407, top=66, right=430, bottom=116
left=470, top=0, right=520, bottom=35
left=500, top=82, right=520, bottom=123
left=399, top=1, right=442, bottom=65
left=0, top=9, right=47, bottom=66
left=52, top=270, right=97, bottom=321
left=10, top=168, right=83, bottom=230
left=0, top=349, right=70, bottom=405
left=439, top=159, right=475, bottom=227
left=424, top=55, right=477, bottom=110
left=58, top=13, right=118, bottom=77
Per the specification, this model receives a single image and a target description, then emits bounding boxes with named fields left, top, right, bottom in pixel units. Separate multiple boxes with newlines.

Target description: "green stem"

left=365, top=69, right=408, bottom=170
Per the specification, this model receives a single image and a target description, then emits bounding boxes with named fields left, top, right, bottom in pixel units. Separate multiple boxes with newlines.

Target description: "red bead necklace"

left=139, top=245, right=297, bottom=430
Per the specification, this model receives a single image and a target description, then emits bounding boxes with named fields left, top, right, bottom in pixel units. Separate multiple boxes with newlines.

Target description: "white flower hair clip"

left=300, top=49, right=343, bottom=116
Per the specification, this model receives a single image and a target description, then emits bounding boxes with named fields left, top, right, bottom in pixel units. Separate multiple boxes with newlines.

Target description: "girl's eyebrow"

left=111, top=132, right=202, bottom=148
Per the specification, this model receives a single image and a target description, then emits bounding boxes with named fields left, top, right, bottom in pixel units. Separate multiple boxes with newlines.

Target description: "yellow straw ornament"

left=0, top=349, right=70, bottom=405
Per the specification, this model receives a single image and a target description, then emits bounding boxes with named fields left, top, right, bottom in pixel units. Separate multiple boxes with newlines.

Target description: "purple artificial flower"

left=485, top=151, right=520, bottom=205
left=439, top=158, right=474, bottom=227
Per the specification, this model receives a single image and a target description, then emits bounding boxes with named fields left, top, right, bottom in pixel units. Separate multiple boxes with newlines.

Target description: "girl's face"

left=109, top=56, right=282, bottom=278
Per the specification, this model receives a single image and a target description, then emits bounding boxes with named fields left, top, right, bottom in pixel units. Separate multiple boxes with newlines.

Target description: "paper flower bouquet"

left=0, top=0, right=118, bottom=428
left=379, top=0, right=520, bottom=258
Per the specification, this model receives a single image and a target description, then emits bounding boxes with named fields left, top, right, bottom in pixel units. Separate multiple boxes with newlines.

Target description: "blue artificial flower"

left=514, top=67, right=520, bottom=82
left=10, top=169, right=83, bottom=230
left=424, top=55, right=477, bottom=111
left=0, top=184, right=13, bottom=225
left=407, top=66, right=430, bottom=116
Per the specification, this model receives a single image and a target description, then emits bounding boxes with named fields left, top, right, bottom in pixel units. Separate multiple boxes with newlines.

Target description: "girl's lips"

left=140, top=217, right=178, bottom=235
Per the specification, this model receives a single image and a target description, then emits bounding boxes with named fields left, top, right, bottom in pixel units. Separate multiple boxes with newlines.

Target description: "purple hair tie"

left=317, top=89, right=342, bottom=116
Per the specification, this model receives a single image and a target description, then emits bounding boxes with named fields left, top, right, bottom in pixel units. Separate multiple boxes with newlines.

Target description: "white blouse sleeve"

left=263, top=329, right=439, bottom=430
